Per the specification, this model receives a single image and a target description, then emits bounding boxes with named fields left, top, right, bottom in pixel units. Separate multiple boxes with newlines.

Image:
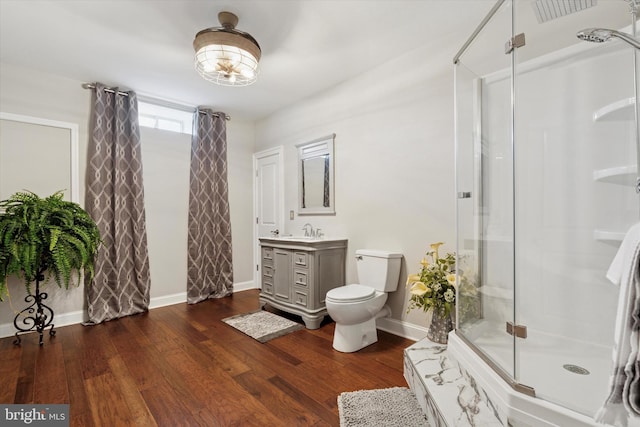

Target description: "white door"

left=253, top=147, right=284, bottom=285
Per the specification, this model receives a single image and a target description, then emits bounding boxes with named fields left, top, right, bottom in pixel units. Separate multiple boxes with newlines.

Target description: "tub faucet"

left=302, top=223, right=314, bottom=238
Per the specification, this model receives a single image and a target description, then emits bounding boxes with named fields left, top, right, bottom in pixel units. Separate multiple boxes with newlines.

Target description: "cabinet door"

left=273, top=248, right=291, bottom=302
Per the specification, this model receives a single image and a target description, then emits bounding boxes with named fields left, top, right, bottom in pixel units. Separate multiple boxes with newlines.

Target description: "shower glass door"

left=455, top=0, right=516, bottom=380
left=457, top=0, right=638, bottom=418
left=512, top=0, right=636, bottom=417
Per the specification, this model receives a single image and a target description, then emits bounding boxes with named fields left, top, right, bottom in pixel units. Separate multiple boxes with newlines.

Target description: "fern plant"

left=0, top=191, right=101, bottom=301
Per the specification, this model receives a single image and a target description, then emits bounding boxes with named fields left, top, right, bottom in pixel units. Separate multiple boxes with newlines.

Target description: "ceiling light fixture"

left=193, top=11, right=261, bottom=86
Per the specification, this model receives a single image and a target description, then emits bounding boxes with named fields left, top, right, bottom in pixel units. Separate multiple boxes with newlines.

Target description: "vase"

left=427, top=308, right=454, bottom=344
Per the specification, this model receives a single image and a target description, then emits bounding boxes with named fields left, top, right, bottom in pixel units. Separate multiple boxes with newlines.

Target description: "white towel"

left=596, top=222, right=640, bottom=426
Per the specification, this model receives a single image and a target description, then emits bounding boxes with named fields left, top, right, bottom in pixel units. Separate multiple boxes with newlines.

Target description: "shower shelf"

left=592, top=96, right=636, bottom=245
left=593, top=230, right=625, bottom=242
left=593, top=97, right=635, bottom=122
left=592, top=165, right=637, bottom=186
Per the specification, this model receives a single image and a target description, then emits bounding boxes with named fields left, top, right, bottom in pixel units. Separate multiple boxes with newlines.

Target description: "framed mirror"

left=296, top=134, right=335, bottom=215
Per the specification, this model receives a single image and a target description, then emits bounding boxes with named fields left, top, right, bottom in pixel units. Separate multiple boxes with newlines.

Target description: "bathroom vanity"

left=258, top=237, right=347, bottom=329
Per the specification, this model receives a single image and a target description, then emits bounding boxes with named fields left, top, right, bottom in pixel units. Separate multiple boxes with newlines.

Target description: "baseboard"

left=233, top=280, right=257, bottom=292
left=376, top=317, right=428, bottom=342
left=148, top=292, right=188, bottom=309
left=0, top=280, right=258, bottom=338
left=0, top=309, right=85, bottom=340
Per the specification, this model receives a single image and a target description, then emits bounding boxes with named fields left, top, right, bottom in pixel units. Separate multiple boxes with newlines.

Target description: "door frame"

left=253, top=146, right=285, bottom=289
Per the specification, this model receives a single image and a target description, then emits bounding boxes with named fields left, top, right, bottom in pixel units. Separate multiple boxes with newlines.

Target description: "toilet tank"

left=355, top=249, right=403, bottom=292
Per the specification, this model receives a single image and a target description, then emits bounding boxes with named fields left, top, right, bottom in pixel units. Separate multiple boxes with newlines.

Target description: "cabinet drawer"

left=293, top=252, right=307, bottom=266
left=294, top=269, right=308, bottom=287
left=294, top=290, right=308, bottom=307
left=262, top=247, right=274, bottom=261
left=263, top=265, right=274, bottom=278
left=262, top=281, right=274, bottom=295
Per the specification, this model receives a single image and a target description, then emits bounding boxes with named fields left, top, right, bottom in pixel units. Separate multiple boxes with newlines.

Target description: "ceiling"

left=0, top=1, right=633, bottom=120
left=0, top=0, right=499, bottom=120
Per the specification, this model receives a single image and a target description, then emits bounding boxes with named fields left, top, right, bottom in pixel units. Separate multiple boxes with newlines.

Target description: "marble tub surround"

left=404, top=337, right=506, bottom=427
left=407, top=334, right=616, bottom=427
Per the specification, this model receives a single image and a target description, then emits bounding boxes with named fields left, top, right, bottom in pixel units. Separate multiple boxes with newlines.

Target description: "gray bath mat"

left=337, top=387, right=430, bottom=427
left=221, top=310, right=304, bottom=343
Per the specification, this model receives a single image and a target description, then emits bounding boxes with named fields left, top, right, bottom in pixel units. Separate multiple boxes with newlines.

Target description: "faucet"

left=270, top=229, right=279, bottom=237
left=302, top=223, right=315, bottom=238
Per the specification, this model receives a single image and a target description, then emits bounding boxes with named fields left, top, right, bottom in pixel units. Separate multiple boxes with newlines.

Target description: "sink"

left=260, top=236, right=345, bottom=243
left=265, top=235, right=323, bottom=242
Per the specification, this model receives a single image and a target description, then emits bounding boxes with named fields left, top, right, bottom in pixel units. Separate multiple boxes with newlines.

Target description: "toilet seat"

left=326, top=284, right=376, bottom=303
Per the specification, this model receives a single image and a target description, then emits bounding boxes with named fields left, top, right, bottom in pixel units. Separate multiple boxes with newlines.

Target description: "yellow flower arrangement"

left=406, top=242, right=457, bottom=317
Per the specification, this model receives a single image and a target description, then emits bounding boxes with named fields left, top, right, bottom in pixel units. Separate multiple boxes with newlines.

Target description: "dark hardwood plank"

left=268, top=374, right=338, bottom=426
left=0, top=338, right=22, bottom=402
left=139, top=381, right=198, bottom=426
left=0, top=289, right=416, bottom=426
left=33, top=340, right=69, bottom=403
left=199, top=340, right=252, bottom=377
left=61, top=326, right=93, bottom=425
left=13, top=335, right=38, bottom=403
left=77, top=322, right=118, bottom=380
left=84, top=372, right=137, bottom=426
left=106, top=355, right=157, bottom=426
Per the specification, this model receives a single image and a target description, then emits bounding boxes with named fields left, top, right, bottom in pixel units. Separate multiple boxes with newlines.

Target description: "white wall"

left=255, top=42, right=463, bottom=329
left=0, top=63, right=255, bottom=334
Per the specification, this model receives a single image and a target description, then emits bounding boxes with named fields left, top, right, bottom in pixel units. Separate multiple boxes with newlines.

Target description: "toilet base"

left=332, top=318, right=379, bottom=353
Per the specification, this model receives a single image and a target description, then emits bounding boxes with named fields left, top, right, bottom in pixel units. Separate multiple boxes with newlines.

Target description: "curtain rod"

left=81, top=83, right=230, bottom=120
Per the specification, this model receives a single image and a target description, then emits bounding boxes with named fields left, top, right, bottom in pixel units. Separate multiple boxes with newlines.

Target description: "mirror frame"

left=296, top=134, right=335, bottom=215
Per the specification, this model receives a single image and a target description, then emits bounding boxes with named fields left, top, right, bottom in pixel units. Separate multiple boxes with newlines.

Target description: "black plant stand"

left=13, top=268, right=56, bottom=346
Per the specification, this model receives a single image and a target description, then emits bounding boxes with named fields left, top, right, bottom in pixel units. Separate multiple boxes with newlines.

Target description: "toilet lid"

left=326, top=284, right=376, bottom=303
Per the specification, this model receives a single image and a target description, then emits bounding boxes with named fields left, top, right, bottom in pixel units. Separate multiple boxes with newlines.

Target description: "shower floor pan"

left=447, top=329, right=611, bottom=426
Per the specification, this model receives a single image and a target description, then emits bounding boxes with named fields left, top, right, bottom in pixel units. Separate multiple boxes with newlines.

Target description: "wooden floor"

left=0, top=289, right=415, bottom=426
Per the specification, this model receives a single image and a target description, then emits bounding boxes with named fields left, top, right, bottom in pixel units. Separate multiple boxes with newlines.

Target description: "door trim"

left=253, top=146, right=285, bottom=289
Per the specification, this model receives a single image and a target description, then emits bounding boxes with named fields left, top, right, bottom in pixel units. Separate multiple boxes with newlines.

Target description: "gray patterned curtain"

left=187, top=109, right=233, bottom=304
left=85, top=83, right=151, bottom=324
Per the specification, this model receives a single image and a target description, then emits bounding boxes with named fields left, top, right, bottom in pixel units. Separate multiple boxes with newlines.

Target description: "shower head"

left=577, top=28, right=640, bottom=49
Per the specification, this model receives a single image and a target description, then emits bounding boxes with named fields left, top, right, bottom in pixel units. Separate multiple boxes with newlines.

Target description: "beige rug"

left=221, top=310, right=304, bottom=343
left=337, top=387, right=430, bottom=427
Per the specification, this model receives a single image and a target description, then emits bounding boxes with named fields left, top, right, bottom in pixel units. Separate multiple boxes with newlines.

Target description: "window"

left=138, top=101, right=193, bottom=135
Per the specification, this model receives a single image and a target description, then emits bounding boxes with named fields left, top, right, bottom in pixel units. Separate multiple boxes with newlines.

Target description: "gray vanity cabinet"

left=258, top=238, right=347, bottom=329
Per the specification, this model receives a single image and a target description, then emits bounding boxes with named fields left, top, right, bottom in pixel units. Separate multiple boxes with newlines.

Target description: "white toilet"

left=325, top=249, right=403, bottom=352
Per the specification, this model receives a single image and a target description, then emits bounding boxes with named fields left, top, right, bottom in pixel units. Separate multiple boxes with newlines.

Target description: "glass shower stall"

left=454, top=0, right=639, bottom=421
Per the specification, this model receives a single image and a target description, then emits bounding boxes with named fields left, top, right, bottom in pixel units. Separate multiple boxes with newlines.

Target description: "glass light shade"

left=193, top=27, right=261, bottom=87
